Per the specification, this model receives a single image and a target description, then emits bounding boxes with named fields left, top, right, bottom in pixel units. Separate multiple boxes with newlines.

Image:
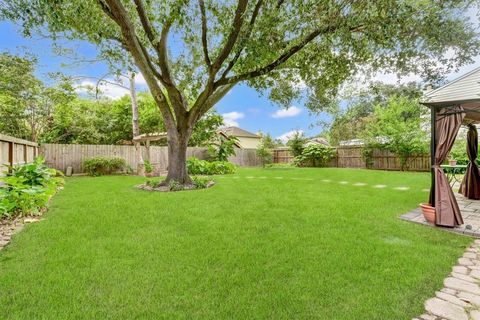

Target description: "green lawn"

left=0, top=168, right=472, bottom=319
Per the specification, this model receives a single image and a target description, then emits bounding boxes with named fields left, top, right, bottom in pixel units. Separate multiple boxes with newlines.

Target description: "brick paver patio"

left=400, top=192, right=480, bottom=238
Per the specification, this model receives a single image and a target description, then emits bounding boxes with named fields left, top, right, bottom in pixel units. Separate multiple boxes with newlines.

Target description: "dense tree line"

left=327, top=82, right=424, bottom=145
left=0, top=52, right=222, bottom=146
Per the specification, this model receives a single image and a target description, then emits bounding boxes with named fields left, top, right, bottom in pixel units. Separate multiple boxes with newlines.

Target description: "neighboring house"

left=219, top=126, right=262, bottom=149
left=305, top=137, right=330, bottom=147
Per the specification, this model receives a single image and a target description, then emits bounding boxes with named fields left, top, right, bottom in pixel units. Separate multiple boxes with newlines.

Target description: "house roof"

left=221, top=126, right=260, bottom=138
left=422, top=66, right=480, bottom=106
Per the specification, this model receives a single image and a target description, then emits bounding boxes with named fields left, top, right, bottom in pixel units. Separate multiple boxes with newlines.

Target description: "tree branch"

left=198, top=0, right=211, bottom=68
left=219, top=0, right=263, bottom=80
left=218, top=24, right=363, bottom=85
left=133, top=0, right=157, bottom=46
left=99, top=0, right=174, bottom=125
left=211, top=0, right=249, bottom=73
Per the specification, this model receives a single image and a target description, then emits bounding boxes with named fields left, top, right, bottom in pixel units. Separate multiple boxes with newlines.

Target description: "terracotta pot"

left=449, top=159, right=457, bottom=166
left=420, top=203, right=436, bottom=224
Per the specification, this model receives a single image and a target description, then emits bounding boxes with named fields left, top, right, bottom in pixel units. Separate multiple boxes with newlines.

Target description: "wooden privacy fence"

left=272, top=145, right=430, bottom=171
left=336, top=146, right=430, bottom=171
left=39, top=143, right=430, bottom=173
left=40, top=144, right=262, bottom=174
left=273, top=148, right=294, bottom=164
left=0, top=134, right=38, bottom=168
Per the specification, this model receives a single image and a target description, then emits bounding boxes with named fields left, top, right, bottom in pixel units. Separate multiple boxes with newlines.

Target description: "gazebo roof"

left=421, top=67, right=480, bottom=123
left=422, top=66, right=480, bottom=107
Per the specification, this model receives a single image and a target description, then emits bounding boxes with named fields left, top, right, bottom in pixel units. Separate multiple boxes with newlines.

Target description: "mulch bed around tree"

left=136, top=180, right=215, bottom=192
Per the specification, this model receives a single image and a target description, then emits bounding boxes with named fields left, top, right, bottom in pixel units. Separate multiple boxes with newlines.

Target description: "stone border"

left=0, top=216, right=41, bottom=250
left=415, top=240, right=480, bottom=320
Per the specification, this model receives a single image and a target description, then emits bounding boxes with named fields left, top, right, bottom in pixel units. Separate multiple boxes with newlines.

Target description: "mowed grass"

left=0, top=168, right=472, bottom=319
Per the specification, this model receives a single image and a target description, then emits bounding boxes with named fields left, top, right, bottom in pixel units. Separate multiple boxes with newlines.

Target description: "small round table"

left=440, top=164, right=467, bottom=187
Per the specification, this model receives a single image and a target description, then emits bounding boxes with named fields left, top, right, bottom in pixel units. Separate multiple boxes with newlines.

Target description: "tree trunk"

left=129, top=72, right=140, bottom=138
left=163, top=125, right=193, bottom=185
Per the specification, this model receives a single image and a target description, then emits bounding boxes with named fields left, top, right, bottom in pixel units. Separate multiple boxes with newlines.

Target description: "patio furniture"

left=440, top=164, right=467, bottom=187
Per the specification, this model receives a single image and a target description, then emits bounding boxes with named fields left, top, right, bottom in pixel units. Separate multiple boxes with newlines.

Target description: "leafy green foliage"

left=143, top=160, right=153, bottom=174
left=189, top=112, right=223, bottom=147
left=191, top=176, right=212, bottom=189
left=328, top=82, right=423, bottom=145
left=449, top=130, right=470, bottom=165
left=208, top=135, right=239, bottom=162
left=0, top=157, right=63, bottom=219
left=287, top=132, right=306, bottom=157
left=186, top=157, right=236, bottom=175
left=256, top=134, right=276, bottom=168
left=83, top=157, right=127, bottom=176
left=362, top=96, right=428, bottom=170
left=294, top=144, right=335, bottom=167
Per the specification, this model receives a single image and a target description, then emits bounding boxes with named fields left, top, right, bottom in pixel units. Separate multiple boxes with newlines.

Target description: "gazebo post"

left=430, top=106, right=436, bottom=205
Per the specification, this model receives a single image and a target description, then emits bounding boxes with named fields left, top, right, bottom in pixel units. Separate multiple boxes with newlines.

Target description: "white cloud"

left=277, top=130, right=304, bottom=143
left=222, top=111, right=245, bottom=127
left=134, top=73, right=147, bottom=86
left=74, top=79, right=130, bottom=100
left=271, top=106, right=302, bottom=119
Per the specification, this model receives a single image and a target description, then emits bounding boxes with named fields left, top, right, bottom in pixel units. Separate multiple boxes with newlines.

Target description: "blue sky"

left=1, top=18, right=480, bottom=142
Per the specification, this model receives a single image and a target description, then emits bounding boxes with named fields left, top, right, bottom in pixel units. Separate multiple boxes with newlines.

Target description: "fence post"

left=8, top=141, right=13, bottom=168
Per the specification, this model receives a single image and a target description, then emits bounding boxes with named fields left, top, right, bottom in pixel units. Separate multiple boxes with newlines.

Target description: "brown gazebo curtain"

left=459, top=124, right=480, bottom=199
left=430, top=106, right=465, bottom=227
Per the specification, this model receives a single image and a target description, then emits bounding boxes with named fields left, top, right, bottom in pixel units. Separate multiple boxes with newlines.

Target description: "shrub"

left=294, top=144, right=335, bottom=167
left=143, top=160, right=154, bottom=173
left=1, top=157, right=63, bottom=219
left=192, top=176, right=211, bottom=189
left=187, top=157, right=236, bottom=175
left=83, top=157, right=127, bottom=176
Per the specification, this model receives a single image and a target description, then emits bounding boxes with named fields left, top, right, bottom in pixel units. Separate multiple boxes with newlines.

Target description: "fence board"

left=0, top=134, right=38, bottom=169
left=40, top=144, right=263, bottom=173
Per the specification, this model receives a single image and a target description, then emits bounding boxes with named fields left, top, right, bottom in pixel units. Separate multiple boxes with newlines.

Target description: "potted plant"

left=449, top=158, right=457, bottom=166
left=420, top=203, right=436, bottom=224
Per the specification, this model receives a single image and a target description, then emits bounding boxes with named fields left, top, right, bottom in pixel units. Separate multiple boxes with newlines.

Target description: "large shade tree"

left=2, top=0, right=479, bottom=184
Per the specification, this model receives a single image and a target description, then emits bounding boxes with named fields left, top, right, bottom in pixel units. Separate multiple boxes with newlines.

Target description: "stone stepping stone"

left=394, top=186, right=410, bottom=191
left=373, top=184, right=387, bottom=188
left=353, top=182, right=366, bottom=186
left=339, top=181, right=348, bottom=184
left=444, top=277, right=480, bottom=295
left=424, top=297, right=468, bottom=320
left=321, top=179, right=331, bottom=182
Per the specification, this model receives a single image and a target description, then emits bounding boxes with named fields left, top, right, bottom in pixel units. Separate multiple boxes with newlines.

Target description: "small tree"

left=362, top=96, right=428, bottom=170
left=208, top=135, right=239, bottom=162
left=287, top=132, right=306, bottom=157
left=256, top=134, right=275, bottom=167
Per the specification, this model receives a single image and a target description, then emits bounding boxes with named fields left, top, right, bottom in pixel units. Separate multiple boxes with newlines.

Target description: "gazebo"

left=421, top=67, right=480, bottom=227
